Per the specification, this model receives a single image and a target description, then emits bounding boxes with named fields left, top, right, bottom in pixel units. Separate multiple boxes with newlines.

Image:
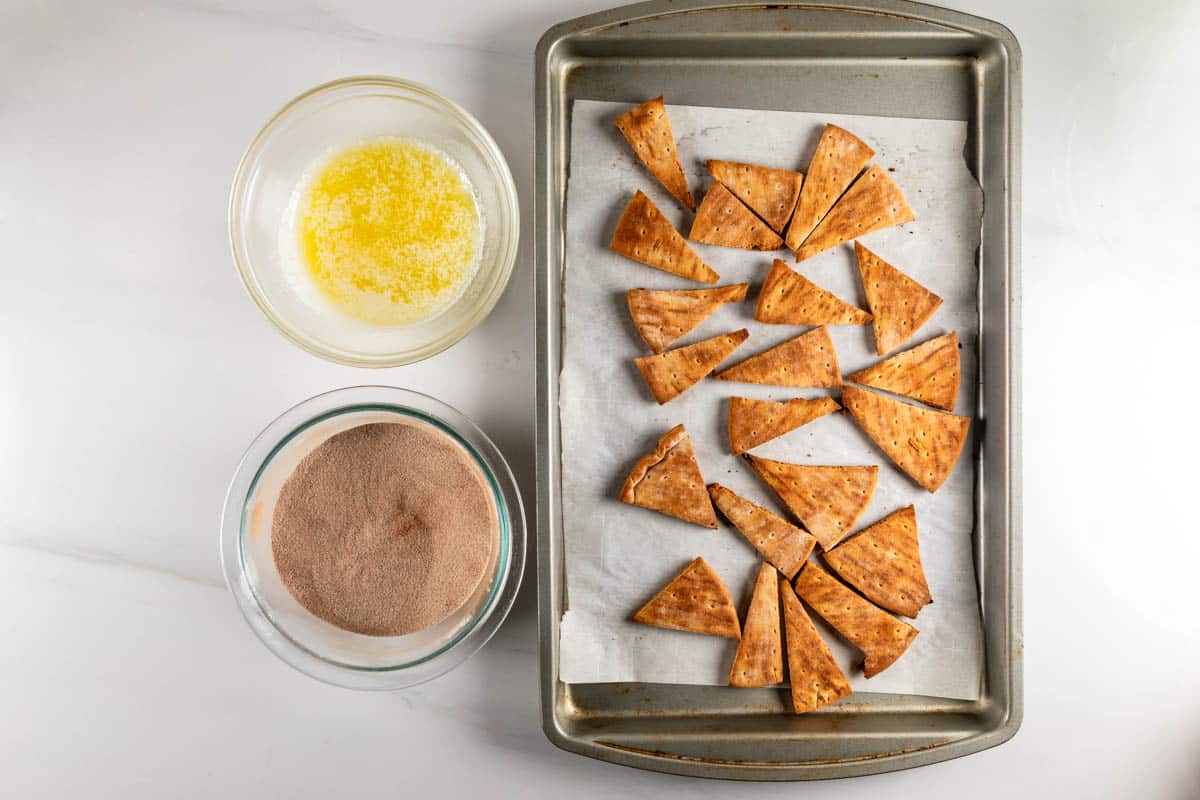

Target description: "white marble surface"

left=1, top=1, right=1197, bottom=796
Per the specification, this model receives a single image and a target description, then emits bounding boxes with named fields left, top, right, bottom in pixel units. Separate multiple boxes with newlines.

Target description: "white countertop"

left=2, top=1, right=1197, bottom=796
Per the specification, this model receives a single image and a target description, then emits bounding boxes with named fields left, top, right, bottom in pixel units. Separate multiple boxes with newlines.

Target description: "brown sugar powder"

left=271, top=421, right=497, bottom=636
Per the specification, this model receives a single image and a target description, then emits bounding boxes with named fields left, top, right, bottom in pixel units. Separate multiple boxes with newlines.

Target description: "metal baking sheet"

left=534, top=0, right=1022, bottom=780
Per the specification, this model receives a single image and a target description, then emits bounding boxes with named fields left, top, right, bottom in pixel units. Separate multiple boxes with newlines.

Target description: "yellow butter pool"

left=296, top=137, right=481, bottom=325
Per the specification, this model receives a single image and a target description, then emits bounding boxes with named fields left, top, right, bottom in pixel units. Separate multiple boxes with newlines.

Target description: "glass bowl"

left=229, top=77, right=519, bottom=367
left=219, top=386, right=525, bottom=689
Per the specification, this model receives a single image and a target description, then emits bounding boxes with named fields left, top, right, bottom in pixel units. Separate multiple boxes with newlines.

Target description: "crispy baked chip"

left=635, top=329, right=748, bottom=404
left=796, top=167, right=915, bottom=261
left=708, top=484, right=815, bottom=579
left=856, top=242, right=942, bottom=356
left=707, top=160, right=803, bottom=233
left=689, top=183, right=784, bottom=251
left=841, top=385, right=970, bottom=493
left=627, top=284, right=748, bottom=354
left=729, top=562, right=784, bottom=687
left=785, top=124, right=875, bottom=251
left=846, top=331, right=959, bottom=411
left=755, top=259, right=872, bottom=326
left=825, top=505, right=931, bottom=618
left=744, top=455, right=877, bottom=550
left=614, top=97, right=694, bottom=210
left=714, top=326, right=841, bottom=388
left=631, top=556, right=740, bottom=638
left=794, top=562, right=918, bottom=678
left=611, top=191, right=719, bottom=284
left=727, top=395, right=840, bottom=455
left=779, top=574, right=852, bottom=713
left=619, top=424, right=718, bottom=528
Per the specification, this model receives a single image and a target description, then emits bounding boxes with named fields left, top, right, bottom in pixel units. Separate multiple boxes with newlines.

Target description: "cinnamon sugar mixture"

left=271, top=421, right=497, bottom=636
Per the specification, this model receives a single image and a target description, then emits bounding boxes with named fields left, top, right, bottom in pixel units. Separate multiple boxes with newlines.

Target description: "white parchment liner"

left=558, top=99, right=983, bottom=699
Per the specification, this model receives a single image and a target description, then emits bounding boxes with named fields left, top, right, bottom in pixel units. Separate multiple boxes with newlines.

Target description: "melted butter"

left=297, top=137, right=480, bottom=325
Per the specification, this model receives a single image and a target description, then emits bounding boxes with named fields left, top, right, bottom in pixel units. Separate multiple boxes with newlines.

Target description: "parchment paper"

left=558, top=99, right=983, bottom=700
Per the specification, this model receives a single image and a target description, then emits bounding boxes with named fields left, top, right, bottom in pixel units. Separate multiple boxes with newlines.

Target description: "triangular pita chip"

left=841, top=385, right=970, bottom=493
left=708, top=484, right=815, bottom=579
left=614, top=97, right=694, bottom=210
left=729, top=562, right=784, bottom=687
left=627, top=284, right=748, bottom=354
left=635, top=329, right=748, bottom=404
left=796, top=167, right=915, bottom=261
left=631, top=556, right=740, bottom=638
left=619, top=424, right=718, bottom=528
left=755, top=259, right=872, bottom=326
left=611, top=191, right=719, bottom=284
left=793, top=562, right=918, bottom=678
left=713, top=326, right=841, bottom=388
left=785, top=124, right=875, bottom=251
left=744, top=455, right=877, bottom=550
left=779, top=574, right=852, bottom=713
left=707, top=160, right=803, bottom=233
left=689, top=183, right=784, bottom=251
left=825, top=505, right=932, bottom=618
left=846, top=332, right=959, bottom=411
left=856, top=242, right=943, bottom=355
left=727, top=395, right=840, bottom=455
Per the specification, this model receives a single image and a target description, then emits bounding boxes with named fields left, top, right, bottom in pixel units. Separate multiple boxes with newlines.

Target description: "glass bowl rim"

left=219, top=385, right=526, bottom=690
left=227, top=76, right=520, bottom=368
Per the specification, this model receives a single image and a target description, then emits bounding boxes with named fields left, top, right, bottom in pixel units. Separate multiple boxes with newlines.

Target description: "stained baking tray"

left=534, top=0, right=1021, bottom=780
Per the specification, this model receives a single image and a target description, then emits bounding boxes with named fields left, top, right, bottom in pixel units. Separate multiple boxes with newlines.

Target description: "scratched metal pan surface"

left=534, top=0, right=1021, bottom=780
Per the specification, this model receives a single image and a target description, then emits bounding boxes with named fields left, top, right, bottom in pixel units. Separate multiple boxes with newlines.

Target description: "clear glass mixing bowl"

left=219, top=386, right=525, bottom=689
left=228, top=77, right=519, bottom=367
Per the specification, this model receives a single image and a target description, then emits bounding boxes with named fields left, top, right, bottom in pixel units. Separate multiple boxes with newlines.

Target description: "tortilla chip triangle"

left=631, top=556, right=740, bottom=638
left=841, top=385, right=970, bottom=493
left=627, top=283, right=748, bottom=354
left=707, top=160, right=804, bottom=234
left=785, top=124, right=875, bottom=252
left=779, top=574, right=852, bottom=713
left=856, top=242, right=943, bottom=355
left=689, top=183, right=784, bottom=251
left=729, top=562, right=784, bottom=687
left=846, top=332, right=960, bottom=411
left=793, top=562, right=918, bottom=678
left=614, top=97, right=694, bottom=210
left=714, top=325, right=841, bottom=388
left=755, top=259, right=872, bottom=326
left=635, top=328, right=748, bottom=404
left=709, top=484, right=815, bottom=579
left=796, top=166, right=915, bottom=261
left=727, top=395, right=840, bottom=455
left=620, top=424, right=718, bottom=528
left=825, top=505, right=932, bottom=618
left=611, top=191, right=719, bottom=284
left=744, top=455, right=878, bottom=550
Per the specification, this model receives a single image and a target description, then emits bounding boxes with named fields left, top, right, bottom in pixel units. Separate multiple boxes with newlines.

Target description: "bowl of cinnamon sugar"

left=220, top=386, right=524, bottom=689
